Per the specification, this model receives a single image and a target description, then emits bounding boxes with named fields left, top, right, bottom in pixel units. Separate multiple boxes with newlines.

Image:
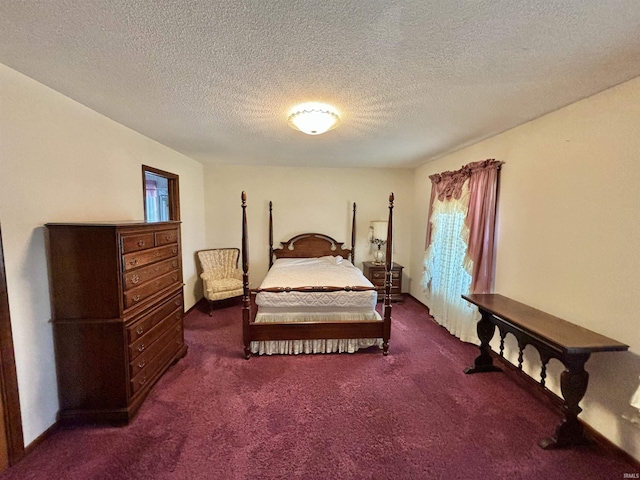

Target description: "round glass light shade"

left=288, top=102, right=340, bottom=135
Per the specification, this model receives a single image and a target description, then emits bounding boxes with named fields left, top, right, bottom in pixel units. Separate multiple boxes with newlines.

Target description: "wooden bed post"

left=382, top=192, right=394, bottom=355
left=269, top=201, right=274, bottom=269
left=351, top=202, right=356, bottom=263
left=241, top=191, right=251, bottom=359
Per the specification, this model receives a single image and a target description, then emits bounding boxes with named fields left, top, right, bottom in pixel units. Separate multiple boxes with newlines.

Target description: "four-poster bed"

left=240, top=192, right=395, bottom=359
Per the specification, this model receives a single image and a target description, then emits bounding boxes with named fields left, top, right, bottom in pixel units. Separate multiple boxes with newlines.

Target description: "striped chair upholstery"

left=197, top=248, right=243, bottom=315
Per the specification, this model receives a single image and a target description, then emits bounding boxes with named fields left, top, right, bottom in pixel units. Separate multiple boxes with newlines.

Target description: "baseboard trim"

left=492, top=350, right=639, bottom=466
left=185, top=297, right=207, bottom=315
left=185, top=296, right=242, bottom=316
left=407, top=294, right=429, bottom=312
left=583, top=422, right=640, bottom=468
left=22, top=421, right=58, bottom=459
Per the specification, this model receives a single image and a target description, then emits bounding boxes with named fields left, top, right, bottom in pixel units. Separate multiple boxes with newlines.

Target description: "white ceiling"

left=2, top=1, right=640, bottom=169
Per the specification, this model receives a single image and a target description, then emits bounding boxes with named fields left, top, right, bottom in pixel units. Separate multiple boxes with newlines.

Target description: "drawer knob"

left=138, top=360, right=146, bottom=369
left=165, top=235, right=171, bottom=241
left=129, top=259, right=138, bottom=266
left=138, top=240, right=145, bottom=247
left=175, top=300, right=181, bottom=306
left=175, top=325, right=181, bottom=332
left=172, top=261, right=178, bottom=268
left=133, top=294, right=141, bottom=302
left=172, top=275, right=178, bottom=281
left=136, top=326, right=144, bottom=335
left=131, top=274, right=140, bottom=285
left=138, top=344, right=145, bottom=352
left=172, top=247, right=178, bottom=254
left=139, top=376, right=147, bottom=386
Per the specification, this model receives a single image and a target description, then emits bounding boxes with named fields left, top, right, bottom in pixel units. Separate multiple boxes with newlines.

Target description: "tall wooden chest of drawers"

left=45, top=221, right=187, bottom=424
left=362, top=261, right=404, bottom=302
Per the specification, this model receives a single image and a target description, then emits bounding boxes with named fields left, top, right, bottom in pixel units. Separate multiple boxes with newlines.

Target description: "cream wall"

left=3, top=55, right=639, bottom=460
left=411, top=77, right=640, bottom=460
left=0, top=64, right=207, bottom=445
left=203, top=165, right=413, bottom=288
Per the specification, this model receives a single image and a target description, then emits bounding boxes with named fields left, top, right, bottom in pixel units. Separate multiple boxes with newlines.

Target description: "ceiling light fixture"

left=288, top=102, right=340, bottom=135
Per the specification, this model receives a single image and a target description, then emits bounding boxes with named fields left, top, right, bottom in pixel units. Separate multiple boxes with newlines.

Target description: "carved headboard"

left=272, top=233, right=352, bottom=262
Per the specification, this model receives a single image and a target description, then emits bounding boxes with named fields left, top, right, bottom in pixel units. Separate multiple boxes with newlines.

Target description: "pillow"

left=320, top=255, right=343, bottom=265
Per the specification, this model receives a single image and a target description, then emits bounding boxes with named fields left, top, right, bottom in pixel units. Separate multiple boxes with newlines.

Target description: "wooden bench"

left=462, top=293, right=629, bottom=449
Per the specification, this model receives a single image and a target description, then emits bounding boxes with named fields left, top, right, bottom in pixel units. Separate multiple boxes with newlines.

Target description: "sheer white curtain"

left=422, top=159, right=502, bottom=344
left=422, top=181, right=480, bottom=344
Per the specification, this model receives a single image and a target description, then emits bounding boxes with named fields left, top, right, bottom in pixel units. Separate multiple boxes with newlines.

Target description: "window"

left=142, top=166, right=180, bottom=222
left=423, top=192, right=478, bottom=343
left=422, top=159, right=502, bottom=344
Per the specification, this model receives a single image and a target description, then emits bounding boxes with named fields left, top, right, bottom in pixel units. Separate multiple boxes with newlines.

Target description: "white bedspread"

left=252, top=256, right=383, bottom=355
left=256, top=256, right=377, bottom=310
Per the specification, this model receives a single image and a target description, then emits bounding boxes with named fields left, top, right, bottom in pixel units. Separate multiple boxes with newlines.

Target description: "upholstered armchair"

left=197, top=248, right=243, bottom=315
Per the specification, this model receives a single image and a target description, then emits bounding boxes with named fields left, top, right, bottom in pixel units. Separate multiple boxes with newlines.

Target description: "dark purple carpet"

left=2, top=297, right=637, bottom=479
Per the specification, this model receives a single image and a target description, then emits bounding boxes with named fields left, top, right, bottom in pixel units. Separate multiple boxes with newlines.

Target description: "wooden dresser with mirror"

left=45, top=221, right=187, bottom=424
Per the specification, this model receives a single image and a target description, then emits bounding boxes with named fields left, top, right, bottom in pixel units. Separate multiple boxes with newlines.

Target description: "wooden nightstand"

left=362, top=261, right=404, bottom=302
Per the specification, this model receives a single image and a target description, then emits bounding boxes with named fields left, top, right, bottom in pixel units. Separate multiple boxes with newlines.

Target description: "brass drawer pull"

left=175, top=299, right=181, bottom=306
left=172, top=247, right=178, bottom=254
left=138, top=240, right=145, bottom=247
left=165, top=235, right=171, bottom=241
left=137, top=344, right=145, bottom=352
left=130, top=274, right=140, bottom=285
left=172, top=275, right=178, bottom=281
left=129, top=259, right=138, bottom=266
left=136, top=326, right=144, bottom=335
left=172, top=261, right=178, bottom=268
left=138, top=360, right=146, bottom=369
left=133, top=294, right=141, bottom=302
left=139, top=376, right=147, bottom=386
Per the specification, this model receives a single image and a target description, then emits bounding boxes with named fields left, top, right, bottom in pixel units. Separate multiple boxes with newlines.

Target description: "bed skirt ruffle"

left=250, top=311, right=383, bottom=355
left=250, top=337, right=383, bottom=355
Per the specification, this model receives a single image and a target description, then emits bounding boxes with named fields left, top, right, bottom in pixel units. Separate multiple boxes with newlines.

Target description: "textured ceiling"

left=2, top=1, right=640, bottom=169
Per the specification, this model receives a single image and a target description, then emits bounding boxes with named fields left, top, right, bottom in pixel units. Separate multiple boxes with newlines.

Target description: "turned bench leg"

left=464, top=310, right=502, bottom=374
left=539, top=353, right=591, bottom=449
